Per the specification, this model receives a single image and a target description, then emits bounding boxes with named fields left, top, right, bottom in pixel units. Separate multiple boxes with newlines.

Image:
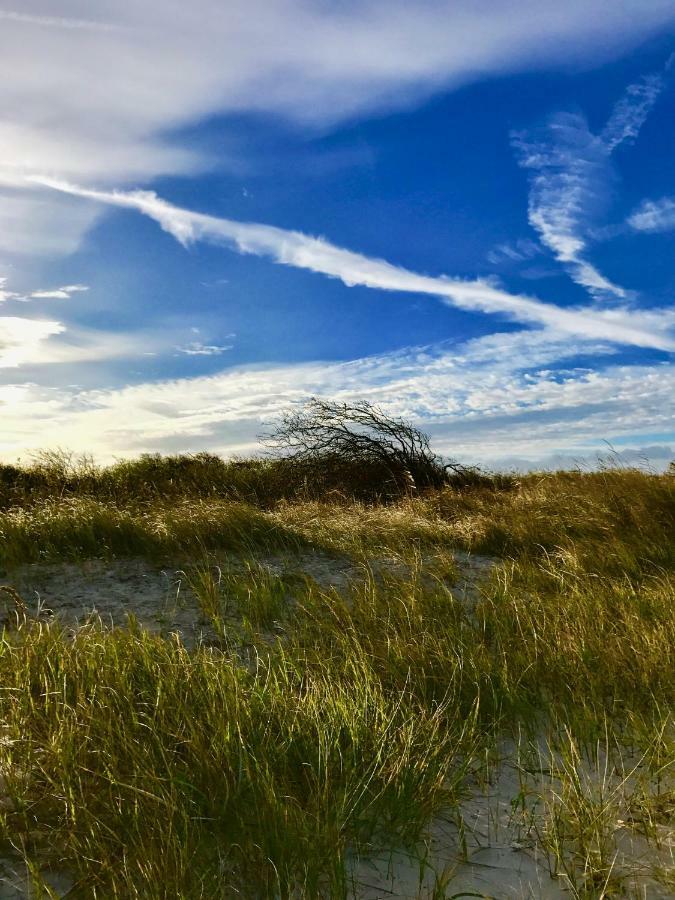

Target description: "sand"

left=0, top=548, right=494, bottom=645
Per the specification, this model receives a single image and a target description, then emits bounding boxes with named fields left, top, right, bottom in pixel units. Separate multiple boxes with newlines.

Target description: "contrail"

left=28, top=175, right=675, bottom=351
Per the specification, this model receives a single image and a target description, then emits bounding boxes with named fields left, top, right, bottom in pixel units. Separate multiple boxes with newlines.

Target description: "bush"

left=262, top=398, right=456, bottom=497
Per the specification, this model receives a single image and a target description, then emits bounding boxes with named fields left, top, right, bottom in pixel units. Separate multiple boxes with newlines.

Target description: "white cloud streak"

left=27, top=177, right=675, bottom=351
left=514, top=70, right=668, bottom=299
left=628, top=196, right=675, bottom=233
left=485, top=238, right=542, bottom=266
left=0, top=9, right=119, bottom=31
left=0, top=296, right=213, bottom=369
left=0, top=277, right=89, bottom=303
left=27, top=284, right=89, bottom=300
left=176, top=341, right=233, bottom=356
left=601, top=73, right=664, bottom=151
left=0, top=323, right=206, bottom=370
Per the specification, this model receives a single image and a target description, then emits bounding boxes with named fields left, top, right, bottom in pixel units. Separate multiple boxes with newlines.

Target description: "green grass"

left=0, top=606, right=481, bottom=897
left=0, top=461, right=672, bottom=897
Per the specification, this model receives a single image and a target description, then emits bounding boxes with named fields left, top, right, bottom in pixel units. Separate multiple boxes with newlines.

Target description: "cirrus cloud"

left=0, top=329, right=671, bottom=466
left=1, top=0, right=675, bottom=257
left=628, top=196, right=675, bottom=232
left=28, top=176, right=675, bottom=351
left=512, top=68, right=668, bottom=300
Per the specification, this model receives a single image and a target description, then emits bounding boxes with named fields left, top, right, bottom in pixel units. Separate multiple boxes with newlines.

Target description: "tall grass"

left=0, top=460, right=672, bottom=896
left=0, top=498, right=300, bottom=567
left=1, top=449, right=473, bottom=510
left=0, top=603, right=482, bottom=897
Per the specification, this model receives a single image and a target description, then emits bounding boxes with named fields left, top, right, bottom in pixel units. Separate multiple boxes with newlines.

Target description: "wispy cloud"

left=485, top=238, right=542, bottom=266
left=26, top=284, right=89, bottom=301
left=601, top=73, right=664, bottom=151
left=1, top=1, right=674, bottom=257
left=0, top=305, right=206, bottom=371
left=0, top=277, right=89, bottom=303
left=0, top=322, right=201, bottom=370
left=627, top=196, right=675, bottom=232
left=0, top=329, right=671, bottom=466
left=513, top=112, right=625, bottom=299
left=0, top=278, right=20, bottom=304
left=0, top=9, right=119, bottom=32
left=176, top=341, right=233, bottom=357
left=513, top=69, right=668, bottom=299
left=28, top=177, right=675, bottom=351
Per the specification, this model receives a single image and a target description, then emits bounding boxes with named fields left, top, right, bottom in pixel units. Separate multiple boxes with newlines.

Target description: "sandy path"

left=0, top=549, right=494, bottom=645
left=0, top=549, right=359, bottom=646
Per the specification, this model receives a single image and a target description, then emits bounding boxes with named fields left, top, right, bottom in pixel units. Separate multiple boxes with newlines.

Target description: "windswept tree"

left=262, top=398, right=454, bottom=493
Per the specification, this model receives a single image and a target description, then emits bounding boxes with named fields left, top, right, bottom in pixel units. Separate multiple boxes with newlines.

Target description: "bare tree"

left=262, top=398, right=452, bottom=492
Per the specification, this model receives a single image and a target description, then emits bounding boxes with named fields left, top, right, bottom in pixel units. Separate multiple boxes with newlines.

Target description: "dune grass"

left=1, top=582, right=484, bottom=897
left=0, top=498, right=302, bottom=569
left=0, top=461, right=672, bottom=897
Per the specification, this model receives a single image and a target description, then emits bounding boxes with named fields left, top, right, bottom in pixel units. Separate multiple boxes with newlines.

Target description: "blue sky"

left=0, top=2, right=673, bottom=468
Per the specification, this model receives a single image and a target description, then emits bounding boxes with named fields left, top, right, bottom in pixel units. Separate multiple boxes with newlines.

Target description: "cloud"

left=0, top=187, right=103, bottom=257
left=518, top=265, right=559, bottom=281
left=513, top=69, right=668, bottom=299
left=0, top=295, right=237, bottom=374
left=27, top=284, right=89, bottom=300
left=485, top=238, right=542, bottom=266
left=0, top=309, right=200, bottom=371
left=627, top=196, right=675, bottom=232
left=0, top=10, right=120, bottom=32
left=0, top=277, right=89, bottom=303
left=176, top=341, right=233, bottom=356
left=0, top=279, right=19, bottom=304
left=1, top=0, right=674, bottom=256
left=601, top=73, right=664, bottom=151
left=2, top=7, right=672, bottom=468
left=28, top=177, right=675, bottom=351
left=513, top=110, right=623, bottom=298
left=0, top=273, right=230, bottom=371
left=0, top=316, right=66, bottom=367
left=0, top=329, right=672, bottom=466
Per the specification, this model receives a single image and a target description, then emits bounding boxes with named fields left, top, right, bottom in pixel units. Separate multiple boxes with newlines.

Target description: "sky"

left=0, top=1, right=674, bottom=470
